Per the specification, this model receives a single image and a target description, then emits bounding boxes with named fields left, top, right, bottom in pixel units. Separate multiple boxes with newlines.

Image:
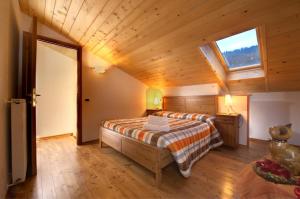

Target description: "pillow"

left=147, top=115, right=168, bottom=125
left=154, top=111, right=215, bottom=123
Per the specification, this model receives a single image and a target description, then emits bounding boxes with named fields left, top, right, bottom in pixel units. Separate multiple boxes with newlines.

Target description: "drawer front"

left=215, top=117, right=234, bottom=124
left=121, top=138, right=157, bottom=172
left=102, top=130, right=122, bottom=152
left=215, top=120, right=238, bottom=148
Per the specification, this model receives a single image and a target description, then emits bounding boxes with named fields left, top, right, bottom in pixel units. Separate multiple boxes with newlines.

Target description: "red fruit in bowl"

left=264, top=159, right=273, bottom=165
left=294, top=187, right=300, bottom=198
left=271, top=168, right=291, bottom=179
left=272, top=170, right=281, bottom=176
left=256, top=161, right=265, bottom=167
left=263, top=164, right=274, bottom=171
left=277, top=169, right=291, bottom=179
left=261, top=165, right=272, bottom=172
left=270, top=163, right=281, bottom=170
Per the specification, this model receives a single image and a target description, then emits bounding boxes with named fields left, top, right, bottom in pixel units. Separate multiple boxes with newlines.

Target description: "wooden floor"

left=7, top=136, right=268, bottom=199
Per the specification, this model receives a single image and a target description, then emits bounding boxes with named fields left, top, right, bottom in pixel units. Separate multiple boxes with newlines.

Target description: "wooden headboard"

left=163, top=96, right=218, bottom=115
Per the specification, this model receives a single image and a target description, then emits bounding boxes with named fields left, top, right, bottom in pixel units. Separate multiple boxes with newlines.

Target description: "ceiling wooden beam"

left=258, top=25, right=269, bottom=91
left=227, top=68, right=265, bottom=81
left=19, top=0, right=300, bottom=90
left=199, top=44, right=229, bottom=93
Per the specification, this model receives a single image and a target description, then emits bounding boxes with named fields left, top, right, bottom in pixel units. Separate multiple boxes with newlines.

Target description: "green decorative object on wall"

left=146, top=88, right=163, bottom=110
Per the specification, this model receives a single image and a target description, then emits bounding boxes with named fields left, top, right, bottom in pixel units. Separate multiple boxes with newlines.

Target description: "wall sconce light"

left=86, top=51, right=110, bottom=74
left=94, top=66, right=106, bottom=74
left=146, top=88, right=163, bottom=110
left=225, top=94, right=233, bottom=114
left=153, top=97, right=159, bottom=106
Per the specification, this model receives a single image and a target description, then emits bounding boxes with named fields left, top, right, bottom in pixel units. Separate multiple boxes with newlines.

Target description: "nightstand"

left=215, top=113, right=241, bottom=148
left=146, top=109, right=162, bottom=116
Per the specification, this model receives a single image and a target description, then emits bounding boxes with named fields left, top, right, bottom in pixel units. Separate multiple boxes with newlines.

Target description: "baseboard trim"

left=249, top=138, right=270, bottom=143
left=238, top=144, right=249, bottom=148
left=249, top=138, right=300, bottom=148
left=37, top=133, right=73, bottom=140
left=82, top=139, right=99, bottom=145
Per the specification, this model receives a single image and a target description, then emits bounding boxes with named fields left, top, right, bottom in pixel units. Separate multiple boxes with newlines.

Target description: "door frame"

left=36, top=35, right=83, bottom=146
left=22, top=32, right=83, bottom=176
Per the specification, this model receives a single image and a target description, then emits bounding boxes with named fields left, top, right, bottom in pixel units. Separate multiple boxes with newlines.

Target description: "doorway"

left=21, top=32, right=82, bottom=176
left=36, top=40, right=78, bottom=139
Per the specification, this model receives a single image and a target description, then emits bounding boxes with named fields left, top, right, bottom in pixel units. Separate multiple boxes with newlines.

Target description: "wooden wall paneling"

left=89, top=0, right=144, bottom=53
left=135, top=68, right=211, bottom=82
left=113, top=0, right=296, bottom=64
left=268, top=61, right=300, bottom=77
left=227, top=68, right=265, bottom=81
left=266, top=13, right=300, bottom=38
left=51, top=0, right=72, bottom=28
left=163, top=96, right=217, bottom=115
left=185, top=96, right=217, bottom=115
left=119, top=43, right=209, bottom=68
left=103, top=0, right=233, bottom=59
left=131, top=58, right=209, bottom=76
left=68, top=0, right=108, bottom=40
left=268, top=30, right=300, bottom=49
left=106, top=2, right=288, bottom=86
left=79, top=0, right=123, bottom=45
left=267, top=14, right=300, bottom=91
left=28, top=0, right=46, bottom=18
left=163, top=97, right=186, bottom=112
left=116, top=45, right=218, bottom=87
left=268, top=42, right=300, bottom=60
left=257, top=25, right=269, bottom=91
left=105, top=0, right=284, bottom=62
left=19, top=0, right=300, bottom=92
left=199, top=45, right=228, bottom=93
left=44, top=0, right=56, bottom=25
left=228, top=78, right=266, bottom=95
left=61, top=0, right=85, bottom=33
left=268, top=79, right=300, bottom=92
left=19, top=0, right=30, bottom=13
left=94, top=0, right=183, bottom=56
left=27, top=0, right=36, bottom=16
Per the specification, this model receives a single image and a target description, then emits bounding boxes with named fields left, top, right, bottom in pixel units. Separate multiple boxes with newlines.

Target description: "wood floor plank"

left=7, top=136, right=269, bottom=199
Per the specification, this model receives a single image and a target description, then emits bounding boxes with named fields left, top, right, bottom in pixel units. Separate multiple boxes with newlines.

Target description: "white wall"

left=250, top=92, right=300, bottom=146
left=37, top=23, right=76, bottom=44
left=82, top=49, right=148, bottom=142
left=163, top=83, right=220, bottom=96
left=0, top=0, right=20, bottom=197
left=36, top=41, right=77, bottom=138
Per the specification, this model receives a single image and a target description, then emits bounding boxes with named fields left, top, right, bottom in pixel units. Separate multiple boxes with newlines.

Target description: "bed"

left=99, top=95, right=223, bottom=186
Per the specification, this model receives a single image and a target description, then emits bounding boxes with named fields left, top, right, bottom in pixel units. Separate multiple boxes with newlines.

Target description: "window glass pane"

left=216, top=29, right=261, bottom=69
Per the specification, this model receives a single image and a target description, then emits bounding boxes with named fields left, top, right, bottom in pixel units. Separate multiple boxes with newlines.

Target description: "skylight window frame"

left=212, top=27, right=264, bottom=72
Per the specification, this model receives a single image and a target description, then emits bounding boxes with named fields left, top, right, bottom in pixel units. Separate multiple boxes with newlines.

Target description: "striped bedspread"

left=102, top=114, right=223, bottom=177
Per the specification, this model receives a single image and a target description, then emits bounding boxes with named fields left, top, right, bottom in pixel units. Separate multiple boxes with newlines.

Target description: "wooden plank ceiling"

left=19, top=0, right=300, bottom=93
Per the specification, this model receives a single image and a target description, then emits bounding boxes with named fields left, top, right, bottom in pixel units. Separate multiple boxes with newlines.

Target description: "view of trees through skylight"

left=216, top=29, right=261, bottom=69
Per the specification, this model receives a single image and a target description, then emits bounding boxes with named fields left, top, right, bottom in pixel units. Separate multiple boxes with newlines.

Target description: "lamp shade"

left=153, top=97, right=159, bottom=106
left=225, top=94, right=233, bottom=106
left=146, top=88, right=162, bottom=109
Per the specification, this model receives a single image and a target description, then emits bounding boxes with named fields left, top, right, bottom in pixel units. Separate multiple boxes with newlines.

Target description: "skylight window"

left=216, top=29, right=261, bottom=69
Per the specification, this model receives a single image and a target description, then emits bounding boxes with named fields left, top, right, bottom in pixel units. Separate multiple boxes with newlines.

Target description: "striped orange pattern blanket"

left=102, top=115, right=223, bottom=177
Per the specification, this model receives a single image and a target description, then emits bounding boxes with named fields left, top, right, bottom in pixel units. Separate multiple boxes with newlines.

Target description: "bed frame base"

left=99, top=127, right=173, bottom=186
